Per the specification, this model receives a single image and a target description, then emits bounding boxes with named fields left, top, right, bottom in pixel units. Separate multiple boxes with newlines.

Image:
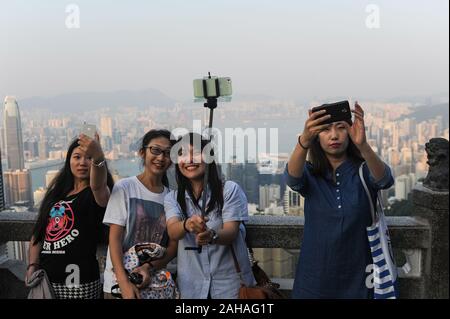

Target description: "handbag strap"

left=230, top=244, right=247, bottom=286
left=242, top=222, right=257, bottom=265
left=358, top=162, right=376, bottom=224
left=230, top=245, right=242, bottom=274
left=358, top=162, right=386, bottom=224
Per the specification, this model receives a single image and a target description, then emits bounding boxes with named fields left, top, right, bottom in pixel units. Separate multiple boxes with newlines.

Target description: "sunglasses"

left=145, top=146, right=171, bottom=157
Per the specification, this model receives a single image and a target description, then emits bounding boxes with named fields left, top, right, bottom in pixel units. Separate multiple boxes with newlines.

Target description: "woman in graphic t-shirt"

left=102, top=129, right=178, bottom=299
left=27, top=134, right=114, bottom=299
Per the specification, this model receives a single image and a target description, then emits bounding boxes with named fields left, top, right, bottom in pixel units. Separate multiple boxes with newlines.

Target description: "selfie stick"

left=185, top=72, right=219, bottom=254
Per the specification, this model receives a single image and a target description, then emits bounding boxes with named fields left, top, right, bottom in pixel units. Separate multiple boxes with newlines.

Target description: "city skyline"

left=1, top=92, right=447, bottom=214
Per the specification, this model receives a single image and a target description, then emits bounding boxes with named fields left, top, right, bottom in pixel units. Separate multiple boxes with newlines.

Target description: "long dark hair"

left=138, top=129, right=175, bottom=187
left=31, top=138, right=114, bottom=244
left=308, top=135, right=364, bottom=177
left=175, top=132, right=224, bottom=218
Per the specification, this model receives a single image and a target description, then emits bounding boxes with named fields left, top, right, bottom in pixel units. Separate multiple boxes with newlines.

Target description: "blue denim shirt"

left=284, top=159, right=394, bottom=298
left=164, top=181, right=256, bottom=299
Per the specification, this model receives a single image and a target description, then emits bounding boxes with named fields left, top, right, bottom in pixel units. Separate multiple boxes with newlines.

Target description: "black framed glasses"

left=145, top=146, right=171, bottom=157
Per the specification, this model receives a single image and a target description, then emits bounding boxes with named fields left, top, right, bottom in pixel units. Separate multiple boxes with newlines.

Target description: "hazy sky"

left=0, top=0, right=448, bottom=101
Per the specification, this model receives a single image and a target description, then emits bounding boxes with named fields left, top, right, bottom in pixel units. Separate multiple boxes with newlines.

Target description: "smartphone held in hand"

left=311, top=101, right=352, bottom=125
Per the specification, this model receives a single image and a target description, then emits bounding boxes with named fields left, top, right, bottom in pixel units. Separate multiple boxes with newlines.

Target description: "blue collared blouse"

left=284, top=159, right=394, bottom=298
left=164, top=181, right=256, bottom=299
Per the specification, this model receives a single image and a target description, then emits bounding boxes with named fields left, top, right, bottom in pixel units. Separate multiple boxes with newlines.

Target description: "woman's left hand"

left=195, top=229, right=214, bottom=246
left=78, top=133, right=105, bottom=162
left=132, top=264, right=152, bottom=289
left=344, top=102, right=368, bottom=149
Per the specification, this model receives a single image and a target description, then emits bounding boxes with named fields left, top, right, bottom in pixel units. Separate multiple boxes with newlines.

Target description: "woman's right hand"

left=300, top=109, right=332, bottom=147
left=25, top=265, right=37, bottom=282
left=119, top=280, right=141, bottom=299
left=186, top=215, right=209, bottom=234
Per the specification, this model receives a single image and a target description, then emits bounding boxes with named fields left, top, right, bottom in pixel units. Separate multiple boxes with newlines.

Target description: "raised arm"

left=78, top=133, right=110, bottom=207
left=345, top=102, right=386, bottom=182
left=287, top=109, right=331, bottom=178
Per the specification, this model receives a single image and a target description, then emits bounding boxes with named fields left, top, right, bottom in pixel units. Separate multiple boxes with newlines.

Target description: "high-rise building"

left=3, top=96, right=25, bottom=170
left=400, top=147, right=413, bottom=165
left=392, top=123, right=399, bottom=149
left=38, top=138, right=48, bottom=161
left=417, top=122, right=427, bottom=145
left=100, top=116, right=113, bottom=138
left=395, top=174, right=413, bottom=201
left=429, top=122, right=438, bottom=139
left=33, top=187, right=46, bottom=208
left=0, top=148, right=5, bottom=211
left=259, top=184, right=280, bottom=211
left=4, top=169, right=33, bottom=207
left=24, top=139, right=39, bottom=158
left=244, top=162, right=259, bottom=205
left=45, top=170, right=60, bottom=188
left=283, top=186, right=304, bottom=216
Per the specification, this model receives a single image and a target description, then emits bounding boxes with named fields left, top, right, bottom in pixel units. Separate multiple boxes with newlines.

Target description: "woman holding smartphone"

left=27, top=133, right=114, bottom=299
left=285, top=102, right=394, bottom=298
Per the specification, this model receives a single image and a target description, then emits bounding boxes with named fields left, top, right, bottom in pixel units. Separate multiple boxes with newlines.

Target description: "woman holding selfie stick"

left=285, top=102, right=394, bottom=299
left=164, top=132, right=256, bottom=299
left=27, top=133, right=114, bottom=299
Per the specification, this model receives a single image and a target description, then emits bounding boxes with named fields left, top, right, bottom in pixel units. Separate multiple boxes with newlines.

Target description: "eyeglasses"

left=145, top=146, right=171, bottom=157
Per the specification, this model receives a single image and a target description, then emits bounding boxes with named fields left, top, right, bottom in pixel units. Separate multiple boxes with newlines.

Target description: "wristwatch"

left=209, top=229, right=219, bottom=244
left=92, top=158, right=106, bottom=168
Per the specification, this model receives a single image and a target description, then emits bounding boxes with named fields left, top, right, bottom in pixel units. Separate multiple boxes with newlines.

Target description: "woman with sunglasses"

left=102, top=129, right=178, bottom=299
left=164, top=133, right=256, bottom=299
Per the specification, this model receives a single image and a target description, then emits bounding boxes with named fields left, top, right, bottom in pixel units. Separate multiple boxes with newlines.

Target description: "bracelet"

left=27, top=263, right=40, bottom=271
left=183, top=218, right=190, bottom=233
left=298, top=135, right=309, bottom=150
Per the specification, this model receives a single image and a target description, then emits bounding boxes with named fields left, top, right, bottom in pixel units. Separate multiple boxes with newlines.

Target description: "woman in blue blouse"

left=165, top=133, right=256, bottom=299
left=285, top=102, right=394, bottom=299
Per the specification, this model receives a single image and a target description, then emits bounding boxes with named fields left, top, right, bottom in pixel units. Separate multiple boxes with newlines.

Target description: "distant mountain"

left=231, top=93, right=279, bottom=102
left=17, top=89, right=177, bottom=113
left=399, top=103, right=449, bottom=125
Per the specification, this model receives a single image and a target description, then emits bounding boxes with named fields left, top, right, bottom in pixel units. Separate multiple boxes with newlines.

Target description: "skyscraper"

left=4, top=169, right=33, bottom=207
left=100, top=116, right=113, bottom=138
left=243, top=161, right=259, bottom=204
left=45, top=170, right=60, bottom=188
left=283, top=186, right=304, bottom=216
left=3, top=96, right=25, bottom=170
left=259, top=184, right=280, bottom=211
left=0, top=148, right=5, bottom=211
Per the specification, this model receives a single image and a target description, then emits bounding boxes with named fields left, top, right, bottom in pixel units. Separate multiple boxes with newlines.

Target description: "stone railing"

left=0, top=203, right=444, bottom=299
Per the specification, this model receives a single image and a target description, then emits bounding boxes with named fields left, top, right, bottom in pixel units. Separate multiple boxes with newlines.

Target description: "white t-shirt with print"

left=102, top=176, right=169, bottom=293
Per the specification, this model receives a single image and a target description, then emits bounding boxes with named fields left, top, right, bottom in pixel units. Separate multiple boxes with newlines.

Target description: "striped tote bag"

left=359, top=163, right=399, bottom=299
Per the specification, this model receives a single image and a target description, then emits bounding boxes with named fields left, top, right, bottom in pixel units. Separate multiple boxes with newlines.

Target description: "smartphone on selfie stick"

left=184, top=73, right=232, bottom=254
left=81, top=122, right=97, bottom=139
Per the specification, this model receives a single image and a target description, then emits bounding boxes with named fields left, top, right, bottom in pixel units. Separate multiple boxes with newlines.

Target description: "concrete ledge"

left=1, top=212, right=432, bottom=250
left=246, top=215, right=430, bottom=249
left=413, top=184, right=449, bottom=211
